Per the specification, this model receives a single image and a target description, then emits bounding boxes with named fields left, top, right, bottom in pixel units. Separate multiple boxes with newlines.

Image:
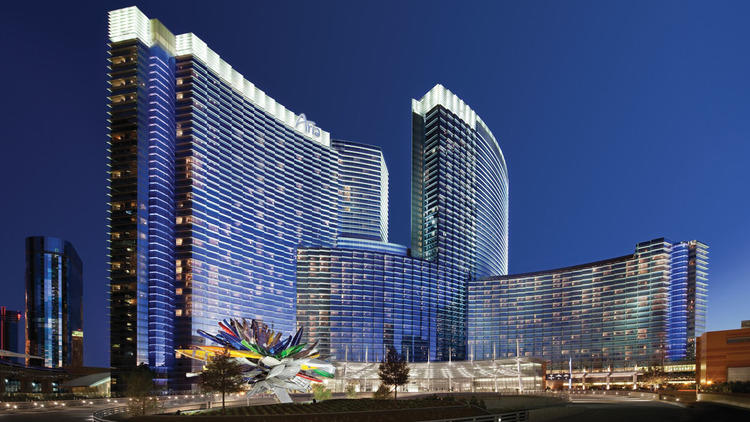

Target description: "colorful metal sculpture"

left=176, top=318, right=335, bottom=403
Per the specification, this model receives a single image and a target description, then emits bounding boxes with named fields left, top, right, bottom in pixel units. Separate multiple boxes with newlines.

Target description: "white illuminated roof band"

left=108, top=6, right=331, bottom=147
left=412, top=84, right=506, bottom=170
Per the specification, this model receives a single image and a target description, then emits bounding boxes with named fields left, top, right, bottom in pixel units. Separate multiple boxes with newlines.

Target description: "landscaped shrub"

left=312, top=383, right=333, bottom=401
left=703, top=381, right=750, bottom=394
left=373, top=384, right=392, bottom=400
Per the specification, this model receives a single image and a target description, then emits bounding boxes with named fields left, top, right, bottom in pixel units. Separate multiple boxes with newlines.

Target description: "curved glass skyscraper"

left=25, top=237, right=83, bottom=368
left=109, top=12, right=511, bottom=385
left=296, top=86, right=509, bottom=362
left=411, top=84, right=509, bottom=279
left=108, top=7, right=339, bottom=391
left=106, top=6, right=709, bottom=392
left=468, top=238, right=708, bottom=370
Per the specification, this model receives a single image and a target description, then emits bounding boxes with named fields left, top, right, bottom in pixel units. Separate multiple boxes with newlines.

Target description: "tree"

left=377, top=347, right=410, bottom=399
left=125, top=364, right=161, bottom=416
left=200, top=348, right=246, bottom=413
left=641, top=366, right=667, bottom=391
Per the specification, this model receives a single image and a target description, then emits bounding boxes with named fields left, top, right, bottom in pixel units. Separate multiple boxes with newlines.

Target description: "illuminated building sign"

left=295, top=113, right=322, bottom=139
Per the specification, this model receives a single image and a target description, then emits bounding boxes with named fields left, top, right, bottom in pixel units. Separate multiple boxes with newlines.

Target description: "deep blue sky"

left=1, top=1, right=748, bottom=367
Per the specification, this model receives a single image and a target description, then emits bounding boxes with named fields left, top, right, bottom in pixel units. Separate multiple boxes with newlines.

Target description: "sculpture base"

left=272, top=387, right=292, bottom=403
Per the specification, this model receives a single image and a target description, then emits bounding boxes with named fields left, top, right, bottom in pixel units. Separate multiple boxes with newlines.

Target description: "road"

left=556, top=399, right=750, bottom=422
left=2, top=397, right=749, bottom=421
left=0, top=396, right=265, bottom=421
left=0, top=406, right=96, bottom=422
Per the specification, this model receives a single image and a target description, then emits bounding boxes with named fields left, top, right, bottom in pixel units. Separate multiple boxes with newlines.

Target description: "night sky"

left=1, top=1, right=748, bottom=367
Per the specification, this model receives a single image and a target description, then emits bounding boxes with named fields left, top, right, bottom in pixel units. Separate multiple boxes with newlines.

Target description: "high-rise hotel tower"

left=108, top=7, right=342, bottom=390
left=108, top=7, right=510, bottom=387
left=468, top=239, right=708, bottom=369
left=411, top=85, right=509, bottom=279
left=107, top=6, right=707, bottom=391
left=297, top=86, right=509, bottom=362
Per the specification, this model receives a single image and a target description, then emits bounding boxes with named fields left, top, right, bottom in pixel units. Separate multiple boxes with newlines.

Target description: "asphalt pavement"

left=555, top=400, right=750, bottom=422
left=2, top=396, right=749, bottom=421
left=0, top=407, right=95, bottom=422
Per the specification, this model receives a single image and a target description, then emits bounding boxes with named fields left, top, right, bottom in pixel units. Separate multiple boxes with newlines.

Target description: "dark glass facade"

left=108, top=7, right=341, bottom=391
left=109, top=11, right=512, bottom=381
left=107, top=16, right=177, bottom=389
left=296, top=86, right=510, bottom=363
left=468, top=239, right=708, bottom=370
left=172, top=51, right=338, bottom=389
left=334, top=238, right=408, bottom=256
left=25, top=237, right=83, bottom=368
left=106, top=7, right=710, bottom=390
left=411, top=85, right=509, bottom=279
left=296, top=247, right=465, bottom=362
left=0, top=307, right=22, bottom=360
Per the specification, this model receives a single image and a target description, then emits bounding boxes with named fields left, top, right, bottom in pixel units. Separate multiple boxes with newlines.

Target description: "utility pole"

left=449, top=347, right=452, bottom=392
left=344, top=345, right=349, bottom=393
left=516, top=338, right=523, bottom=392
left=493, top=342, right=497, bottom=392
left=568, top=357, right=573, bottom=390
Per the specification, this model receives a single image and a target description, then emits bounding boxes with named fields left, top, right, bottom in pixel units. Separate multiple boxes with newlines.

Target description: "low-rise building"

left=696, top=325, right=750, bottom=386
left=546, top=363, right=695, bottom=390
left=62, top=372, right=111, bottom=397
left=325, top=358, right=546, bottom=393
left=0, top=360, right=68, bottom=396
left=0, top=358, right=109, bottom=397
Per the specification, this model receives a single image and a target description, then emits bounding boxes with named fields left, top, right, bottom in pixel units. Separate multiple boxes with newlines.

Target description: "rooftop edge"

left=108, top=6, right=331, bottom=147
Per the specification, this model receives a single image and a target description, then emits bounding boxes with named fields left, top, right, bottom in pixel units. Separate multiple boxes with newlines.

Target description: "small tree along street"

left=378, top=347, right=410, bottom=399
left=200, top=348, right=246, bottom=413
left=125, top=364, right=160, bottom=416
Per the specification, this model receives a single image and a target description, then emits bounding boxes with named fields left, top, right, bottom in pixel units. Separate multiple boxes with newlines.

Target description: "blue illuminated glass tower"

left=24, top=236, right=83, bottom=368
left=297, top=247, right=442, bottom=362
left=108, top=7, right=339, bottom=391
left=106, top=7, right=710, bottom=385
left=107, top=11, right=176, bottom=390
left=297, top=86, right=510, bottom=362
left=409, top=85, right=510, bottom=360
left=467, top=238, right=708, bottom=369
left=171, top=42, right=338, bottom=390
left=411, top=85, right=509, bottom=280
